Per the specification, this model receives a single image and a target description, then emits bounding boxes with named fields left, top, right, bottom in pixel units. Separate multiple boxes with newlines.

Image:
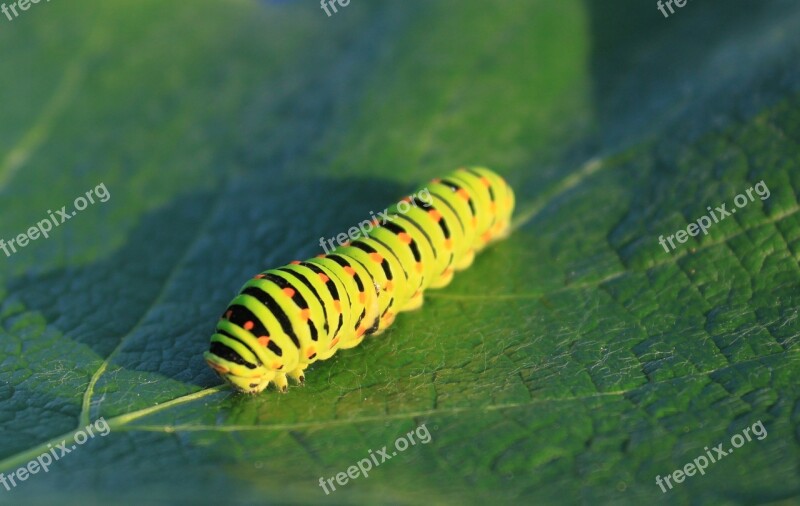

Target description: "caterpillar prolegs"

left=204, top=167, right=515, bottom=394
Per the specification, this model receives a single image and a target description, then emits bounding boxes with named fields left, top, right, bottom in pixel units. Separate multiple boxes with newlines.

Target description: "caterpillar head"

left=204, top=337, right=275, bottom=394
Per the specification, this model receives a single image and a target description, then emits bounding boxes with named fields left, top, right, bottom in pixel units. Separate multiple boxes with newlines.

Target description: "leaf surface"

left=1, top=0, right=799, bottom=504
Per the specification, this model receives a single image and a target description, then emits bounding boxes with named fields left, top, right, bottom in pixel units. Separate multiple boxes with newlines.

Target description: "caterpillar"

left=204, top=167, right=515, bottom=394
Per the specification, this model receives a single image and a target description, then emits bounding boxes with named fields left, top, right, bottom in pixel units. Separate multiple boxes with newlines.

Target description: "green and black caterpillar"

left=204, top=167, right=515, bottom=394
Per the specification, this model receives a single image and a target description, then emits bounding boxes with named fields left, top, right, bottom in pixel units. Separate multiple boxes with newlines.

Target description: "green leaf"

left=1, top=0, right=799, bottom=504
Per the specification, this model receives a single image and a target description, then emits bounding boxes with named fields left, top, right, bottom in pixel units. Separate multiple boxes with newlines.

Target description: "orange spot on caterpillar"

left=371, top=218, right=380, bottom=227
left=481, top=177, right=491, bottom=188
left=416, top=262, right=424, bottom=273
left=385, top=280, right=394, bottom=292
left=444, top=238, right=453, bottom=250
left=257, top=336, right=270, bottom=346
left=398, top=232, right=412, bottom=244
left=205, top=360, right=229, bottom=374
left=283, top=287, right=296, bottom=298
left=401, top=196, right=412, bottom=203
left=243, top=321, right=254, bottom=331
left=300, top=308, right=311, bottom=321
left=359, top=291, right=366, bottom=303
left=329, top=337, right=340, bottom=348
left=369, top=252, right=383, bottom=263
left=316, top=254, right=326, bottom=258
left=343, top=266, right=356, bottom=276
left=356, top=326, right=366, bottom=337
left=457, top=188, right=470, bottom=200
left=271, top=361, right=282, bottom=370
left=481, top=231, right=492, bottom=242
left=254, top=273, right=266, bottom=279
left=290, top=260, right=301, bottom=265
left=225, top=310, right=232, bottom=320
left=333, top=300, right=342, bottom=312
left=428, top=210, right=442, bottom=222
left=318, top=273, right=330, bottom=283
left=306, top=348, right=316, bottom=359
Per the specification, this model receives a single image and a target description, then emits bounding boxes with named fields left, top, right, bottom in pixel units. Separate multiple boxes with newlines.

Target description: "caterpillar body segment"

left=204, top=167, right=515, bottom=394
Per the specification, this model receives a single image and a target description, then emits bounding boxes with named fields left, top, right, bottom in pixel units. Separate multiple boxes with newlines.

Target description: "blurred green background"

left=1, top=0, right=799, bottom=504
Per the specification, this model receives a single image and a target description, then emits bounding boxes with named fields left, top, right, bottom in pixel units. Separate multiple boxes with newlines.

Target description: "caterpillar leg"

left=492, top=220, right=511, bottom=239
left=429, top=267, right=454, bottom=289
left=361, top=310, right=396, bottom=336
left=454, top=249, right=475, bottom=271
left=375, top=310, right=397, bottom=333
left=401, top=290, right=424, bottom=311
left=273, top=372, right=289, bottom=393
left=287, top=364, right=307, bottom=385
